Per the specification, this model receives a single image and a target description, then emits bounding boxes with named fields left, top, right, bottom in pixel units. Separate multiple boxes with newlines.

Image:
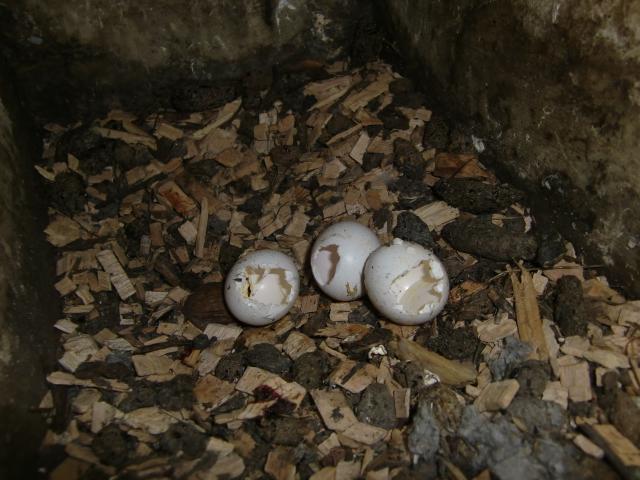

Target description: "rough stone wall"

left=0, top=0, right=370, bottom=123
left=383, top=0, right=640, bottom=297
left=0, top=68, right=57, bottom=478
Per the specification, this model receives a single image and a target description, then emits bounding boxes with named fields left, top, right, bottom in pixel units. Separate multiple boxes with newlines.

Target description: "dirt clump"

left=554, top=275, right=588, bottom=336
left=91, top=425, right=137, bottom=467
left=215, top=352, right=246, bottom=382
left=392, top=211, right=435, bottom=249
left=292, top=351, right=331, bottom=390
left=244, top=343, right=291, bottom=376
left=160, top=422, right=207, bottom=458
left=419, top=321, right=478, bottom=361
left=442, top=217, right=538, bottom=261
left=356, top=383, right=396, bottom=429
left=434, top=178, right=523, bottom=214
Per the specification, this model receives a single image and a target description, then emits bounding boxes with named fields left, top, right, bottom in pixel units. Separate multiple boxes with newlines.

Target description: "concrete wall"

left=1, top=0, right=371, bottom=123
left=0, top=66, right=57, bottom=478
left=383, top=0, right=640, bottom=297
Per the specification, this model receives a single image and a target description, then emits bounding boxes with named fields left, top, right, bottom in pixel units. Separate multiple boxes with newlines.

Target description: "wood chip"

left=330, top=302, right=353, bottom=322
left=531, top=270, right=549, bottom=295
left=94, top=126, right=157, bottom=150
left=311, top=389, right=359, bottom=431
left=157, top=180, right=197, bottom=217
left=581, top=423, right=640, bottom=478
left=335, top=460, right=361, bottom=480
left=206, top=436, right=235, bottom=457
left=55, top=276, right=77, bottom=296
left=341, top=422, right=388, bottom=446
left=318, top=433, right=341, bottom=458
left=474, top=379, right=520, bottom=412
left=393, top=337, right=477, bottom=385
left=265, top=446, right=297, bottom=480
left=35, top=164, right=56, bottom=181
left=560, top=335, right=590, bottom=357
left=126, top=164, right=160, bottom=185
left=574, top=434, right=605, bottom=459
left=206, top=453, right=245, bottom=479
left=366, top=468, right=390, bottom=480
left=45, top=215, right=82, bottom=247
left=542, top=381, right=569, bottom=409
left=292, top=239, right=311, bottom=266
left=583, top=348, right=630, bottom=370
left=602, top=301, right=640, bottom=327
left=194, top=374, right=235, bottom=409
left=329, top=359, right=378, bottom=393
left=215, top=147, right=244, bottom=168
left=123, top=407, right=176, bottom=434
left=322, top=202, right=347, bottom=220
left=432, top=153, right=492, bottom=180
left=349, top=132, right=370, bottom=164
left=299, top=294, right=320, bottom=313
left=195, top=197, right=208, bottom=258
left=544, top=259, right=585, bottom=282
left=131, top=354, right=190, bottom=377
left=96, top=249, right=136, bottom=300
left=235, top=367, right=306, bottom=408
left=284, top=209, right=310, bottom=237
left=311, top=467, right=337, bottom=480
left=305, top=75, right=354, bottom=111
left=47, top=371, right=129, bottom=392
left=316, top=323, right=372, bottom=342
left=394, top=388, right=411, bottom=419
left=198, top=127, right=238, bottom=157
left=178, top=220, right=198, bottom=244
left=342, top=80, right=388, bottom=112
left=413, top=201, right=459, bottom=233
left=583, top=277, right=625, bottom=304
left=155, top=122, right=183, bottom=140
left=475, top=315, right=518, bottom=343
left=282, top=331, right=317, bottom=360
left=204, top=323, right=243, bottom=341
left=54, top=318, right=78, bottom=334
left=192, top=98, right=242, bottom=140
left=559, top=358, right=592, bottom=402
left=510, top=265, right=549, bottom=361
left=326, top=124, right=363, bottom=146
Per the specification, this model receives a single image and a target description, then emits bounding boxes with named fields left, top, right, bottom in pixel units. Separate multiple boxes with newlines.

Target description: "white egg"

left=224, top=250, right=300, bottom=326
left=310, top=220, right=381, bottom=301
left=364, top=238, right=449, bottom=325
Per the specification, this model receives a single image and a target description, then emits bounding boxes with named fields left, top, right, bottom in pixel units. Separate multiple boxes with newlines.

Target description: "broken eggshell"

left=224, top=249, right=300, bottom=326
left=364, top=238, right=449, bottom=325
left=310, top=220, right=381, bottom=301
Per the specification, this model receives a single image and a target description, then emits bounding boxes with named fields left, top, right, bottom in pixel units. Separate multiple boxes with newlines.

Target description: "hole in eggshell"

left=313, top=244, right=340, bottom=286
left=391, top=260, right=445, bottom=315
left=242, top=266, right=292, bottom=305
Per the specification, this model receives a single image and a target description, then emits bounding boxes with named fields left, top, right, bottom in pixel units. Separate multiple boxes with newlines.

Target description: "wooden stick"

left=509, top=264, right=549, bottom=361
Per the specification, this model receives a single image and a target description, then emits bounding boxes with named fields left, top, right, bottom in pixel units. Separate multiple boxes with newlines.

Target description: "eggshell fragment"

left=310, top=221, right=381, bottom=301
left=224, top=250, right=299, bottom=326
left=364, top=238, right=449, bottom=325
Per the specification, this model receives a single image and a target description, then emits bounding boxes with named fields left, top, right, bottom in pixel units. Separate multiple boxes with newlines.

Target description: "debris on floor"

left=36, top=59, right=640, bottom=480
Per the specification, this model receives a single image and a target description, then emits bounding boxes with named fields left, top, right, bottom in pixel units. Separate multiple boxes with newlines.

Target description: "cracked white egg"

left=224, top=250, right=300, bottom=326
left=364, top=238, right=449, bottom=325
left=310, top=220, right=381, bottom=301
